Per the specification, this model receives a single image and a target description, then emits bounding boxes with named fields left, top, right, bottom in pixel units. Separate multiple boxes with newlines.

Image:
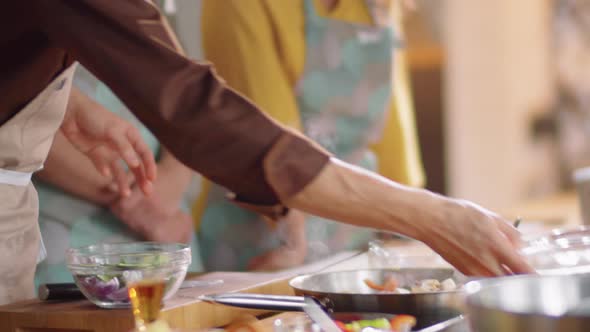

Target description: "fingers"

left=114, top=127, right=156, bottom=195
left=107, top=172, right=136, bottom=193
left=431, top=238, right=504, bottom=277
left=106, top=125, right=140, bottom=168
left=102, top=125, right=156, bottom=196
left=116, top=187, right=144, bottom=212
left=111, top=159, right=131, bottom=197
left=494, top=232, right=535, bottom=274
left=130, top=163, right=153, bottom=196
left=128, top=129, right=157, bottom=182
left=496, top=219, right=524, bottom=248
left=86, top=146, right=114, bottom=177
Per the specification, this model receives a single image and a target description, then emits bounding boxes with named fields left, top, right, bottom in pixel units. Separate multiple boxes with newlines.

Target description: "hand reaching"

left=110, top=165, right=192, bottom=243
left=417, top=196, right=534, bottom=276
left=61, top=87, right=156, bottom=197
left=247, top=210, right=307, bottom=271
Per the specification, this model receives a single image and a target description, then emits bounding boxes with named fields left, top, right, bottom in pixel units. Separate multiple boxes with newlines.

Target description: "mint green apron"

left=34, top=67, right=203, bottom=287
left=198, top=0, right=397, bottom=271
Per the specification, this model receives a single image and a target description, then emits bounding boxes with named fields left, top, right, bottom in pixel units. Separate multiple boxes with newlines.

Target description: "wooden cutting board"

left=0, top=272, right=293, bottom=332
left=0, top=252, right=361, bottom=332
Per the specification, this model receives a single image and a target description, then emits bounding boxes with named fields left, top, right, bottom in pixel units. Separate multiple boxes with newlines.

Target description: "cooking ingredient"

left=335, top=321, right=348, bottom=331
left=106, top=286, right=130, bottom=302
left=390, top=315, right=417, bottom=332
left=335, top=316, right=415, bottom=332
left=79, top=276, right=120, bottom=301
left=118, top=253, right=170, bottom=269
left=441, top=278, right=457, bottom=291
left=364, top=276, right=398, bottom=292
left=336, top=318, right=391, bottom=332
left=411, top=279, right=440, bottom=292
left=358, top=318, right=391, bottom=329
left=365, top=276, right=458, bottom=293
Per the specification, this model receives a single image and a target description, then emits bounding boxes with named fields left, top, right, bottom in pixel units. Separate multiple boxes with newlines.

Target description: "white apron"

left=0, top=63, right=77, bottom=304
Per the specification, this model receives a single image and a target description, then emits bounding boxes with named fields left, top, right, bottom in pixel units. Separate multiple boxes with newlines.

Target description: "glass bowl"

left=521, top=226, right=590, bottom=275
left=66, top=242, right=191, bottom=308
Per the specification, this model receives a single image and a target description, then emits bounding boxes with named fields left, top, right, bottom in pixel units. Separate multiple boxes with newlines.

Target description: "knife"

left=303, top=297, right=341, bottom=332
left=39, top=279, right=224, bottom=301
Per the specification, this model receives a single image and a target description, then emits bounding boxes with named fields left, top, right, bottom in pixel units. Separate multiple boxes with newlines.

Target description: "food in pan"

left=364, top=276, right=458, bottom=293
left=334, top=315, right=417, bottom=332
left=363, top=277, right=398, bottom=292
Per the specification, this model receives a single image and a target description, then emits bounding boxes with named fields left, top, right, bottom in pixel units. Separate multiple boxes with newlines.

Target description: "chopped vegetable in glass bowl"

left=66, top=242, right=191, bottom=309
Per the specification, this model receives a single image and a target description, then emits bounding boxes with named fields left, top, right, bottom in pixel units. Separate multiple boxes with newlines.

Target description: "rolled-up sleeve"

left=31, top=0, right=330, bottom=215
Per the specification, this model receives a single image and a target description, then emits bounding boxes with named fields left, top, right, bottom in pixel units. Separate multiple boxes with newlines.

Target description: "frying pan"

left=201, top=268, right=470, bottom=329
left=200, top=293, right=468, bottom=331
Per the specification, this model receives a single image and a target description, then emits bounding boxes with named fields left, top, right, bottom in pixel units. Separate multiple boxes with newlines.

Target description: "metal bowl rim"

left=465, top=274, right=590, bottom=320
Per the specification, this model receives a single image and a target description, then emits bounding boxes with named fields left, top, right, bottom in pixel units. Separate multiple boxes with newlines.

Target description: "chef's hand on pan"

left=61, top=87, right=156, bottom=197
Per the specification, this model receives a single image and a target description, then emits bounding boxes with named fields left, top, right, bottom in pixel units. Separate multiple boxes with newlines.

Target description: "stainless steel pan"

left=289, top=268, right=468, bottom=326
left=201, top=268, right=470, bottom=330
left=200, top=293, right=469, bottom=332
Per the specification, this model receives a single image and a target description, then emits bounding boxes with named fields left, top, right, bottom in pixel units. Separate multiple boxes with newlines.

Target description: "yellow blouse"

left=193, top=0, right=425, bottom=224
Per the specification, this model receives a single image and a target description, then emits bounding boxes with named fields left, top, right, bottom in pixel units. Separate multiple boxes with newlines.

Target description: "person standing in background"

left=194, top=0, right=424, bottom=271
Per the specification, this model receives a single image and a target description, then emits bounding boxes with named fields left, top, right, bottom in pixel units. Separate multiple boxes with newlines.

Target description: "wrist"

left=380, top=187, right=448, bottom=242
left=408, top=191, right=452, bottom=243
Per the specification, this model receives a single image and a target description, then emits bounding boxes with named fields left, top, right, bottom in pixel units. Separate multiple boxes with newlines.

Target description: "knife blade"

left=303, top=297, right=340, bottom=332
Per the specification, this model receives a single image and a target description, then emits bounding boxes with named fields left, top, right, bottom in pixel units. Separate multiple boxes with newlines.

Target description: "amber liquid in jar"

left=128, top=280, right=165, bottom=331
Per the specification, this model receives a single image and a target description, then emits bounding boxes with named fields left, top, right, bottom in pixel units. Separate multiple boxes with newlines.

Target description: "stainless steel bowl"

left=289, top=268, right=469, bottom=328
left=466, top=274, right=590, bottom=332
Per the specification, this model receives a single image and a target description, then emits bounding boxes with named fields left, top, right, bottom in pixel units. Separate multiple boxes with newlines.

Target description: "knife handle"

left=38, top=283, right=85, bottom=301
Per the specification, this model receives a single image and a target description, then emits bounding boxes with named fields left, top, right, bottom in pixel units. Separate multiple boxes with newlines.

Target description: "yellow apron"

left=0, top=63, right=77, bottom=304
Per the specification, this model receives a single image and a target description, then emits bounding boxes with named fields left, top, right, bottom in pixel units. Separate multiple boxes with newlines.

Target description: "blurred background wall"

left=443, top=0, right=557, bottom=210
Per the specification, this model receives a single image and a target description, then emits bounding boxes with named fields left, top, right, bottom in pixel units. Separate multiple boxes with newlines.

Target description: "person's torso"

left=0, top=3, right=72, bottom=127
left=198, top=0, right=395, bottom=270
left=262, top=0, right=379, bottom=85
left=295, top=0, right=395, bottom=163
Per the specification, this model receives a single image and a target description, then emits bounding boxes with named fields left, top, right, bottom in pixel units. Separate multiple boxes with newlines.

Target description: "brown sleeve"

left=31, top=0, right=330, bottom=211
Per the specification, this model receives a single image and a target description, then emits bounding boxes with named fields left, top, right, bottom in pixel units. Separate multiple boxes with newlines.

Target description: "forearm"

left=36, top=132, right=118, bottom=205
left=286, top=158, right=443, bottom=242
left=281, top=210, right=307, bottom=249
left=156, top=149, right=193, bottom=206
